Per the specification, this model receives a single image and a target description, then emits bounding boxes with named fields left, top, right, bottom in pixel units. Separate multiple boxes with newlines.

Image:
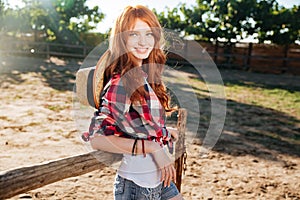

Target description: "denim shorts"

left=114, top=175, right=180, bottom=200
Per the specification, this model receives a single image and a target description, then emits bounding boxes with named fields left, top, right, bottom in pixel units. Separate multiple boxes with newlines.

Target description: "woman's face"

left=126, top=19, right=155, bottom=65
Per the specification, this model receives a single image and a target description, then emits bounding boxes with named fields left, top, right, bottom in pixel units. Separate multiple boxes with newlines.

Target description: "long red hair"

left=96, top=5, right=173, bottom=111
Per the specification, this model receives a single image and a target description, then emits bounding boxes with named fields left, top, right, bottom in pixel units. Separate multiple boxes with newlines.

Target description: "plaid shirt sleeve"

left=82, top=74, right=171, bottom=144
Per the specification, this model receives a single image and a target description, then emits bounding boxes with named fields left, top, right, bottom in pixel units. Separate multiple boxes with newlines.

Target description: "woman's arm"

left=90, top=135, right=160, bottom=155
left=91, top=135, right=176, bottom=187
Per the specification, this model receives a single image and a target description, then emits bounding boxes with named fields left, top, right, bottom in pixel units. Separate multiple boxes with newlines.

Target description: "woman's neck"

left=136, top=60, right=142, bottom=67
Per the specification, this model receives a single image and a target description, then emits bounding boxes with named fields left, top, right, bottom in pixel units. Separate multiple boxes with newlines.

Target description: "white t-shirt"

left=117, top=153, right=162, bottom=188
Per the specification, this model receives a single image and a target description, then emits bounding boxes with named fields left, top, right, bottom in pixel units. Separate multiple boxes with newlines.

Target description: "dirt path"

left=0, top=55, right=299, bottom=200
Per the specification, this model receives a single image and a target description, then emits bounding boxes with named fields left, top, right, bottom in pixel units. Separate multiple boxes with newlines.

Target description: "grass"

left=199, top=77, right=299, bottom=144
left=224, top=83, right=300, bottom=118
left=180, top=76, right=300, bottom=148
left=181, top=75, right=299, bottom=119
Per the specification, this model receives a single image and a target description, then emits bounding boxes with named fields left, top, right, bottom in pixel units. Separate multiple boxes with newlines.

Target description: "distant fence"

left=1, top=40, right=300, bottom=75
left=0, top=40, right=95, bottom=59
left=168, top=40, right=300, bottom=75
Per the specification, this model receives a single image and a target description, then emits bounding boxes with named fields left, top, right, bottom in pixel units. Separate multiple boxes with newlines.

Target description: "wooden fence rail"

left=0, top=109, right=187, bottom=199
left=0, top=40, right=95, bottom=59
left=1, top=40, right=300, bottom=75
left=0, top=151, right=122, bottom=199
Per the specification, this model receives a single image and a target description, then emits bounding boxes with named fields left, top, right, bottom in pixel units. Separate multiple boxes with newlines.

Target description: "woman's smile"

left=126, top=19, right=155, bottom=65
left=135, top=47, right=149, bottom=54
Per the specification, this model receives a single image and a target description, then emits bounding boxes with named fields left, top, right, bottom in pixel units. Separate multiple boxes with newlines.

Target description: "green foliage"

left=0, top=1, right=29, bottom=34
left=155, top=0, right=300, bottom=45
left=153, top=7, right=186, bottom=32
left=1, top=0, right=104, bottom=44
left=0, top=0, right=4, bottom=17
left=254, top=1, right=300, bottom=44
left=207, top=0, right=258, bottom=42
left=0, top=0, right=5, bottom=31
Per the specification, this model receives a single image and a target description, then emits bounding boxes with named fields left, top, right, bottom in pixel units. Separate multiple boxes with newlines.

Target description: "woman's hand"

left=167, top=126, right=179, bottom=142
left=161, top=163, right=176, bottom=187
left=151, top=147, right=176, bottom=187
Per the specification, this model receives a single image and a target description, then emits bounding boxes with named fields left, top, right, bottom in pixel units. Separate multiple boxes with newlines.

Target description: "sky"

left=6, top=0, right=300, bottom=33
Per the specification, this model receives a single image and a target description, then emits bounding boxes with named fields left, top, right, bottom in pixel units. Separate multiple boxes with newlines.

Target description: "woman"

left=82, top=5, right=183, bottom=200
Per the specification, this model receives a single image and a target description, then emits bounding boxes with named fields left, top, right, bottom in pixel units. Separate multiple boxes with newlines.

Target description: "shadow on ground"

left=0, top=55, right=81, bottom=91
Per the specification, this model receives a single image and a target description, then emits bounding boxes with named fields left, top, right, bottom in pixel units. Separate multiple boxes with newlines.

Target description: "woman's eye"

left=129, top=32, right=138, bottom=37
left=146, top=32, right=154, bottom=37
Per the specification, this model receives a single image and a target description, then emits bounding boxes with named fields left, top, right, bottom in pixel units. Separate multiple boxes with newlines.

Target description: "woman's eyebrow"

left=130, top=28, right=152, bottom=32
left=128, top=30, right=138, bottom=35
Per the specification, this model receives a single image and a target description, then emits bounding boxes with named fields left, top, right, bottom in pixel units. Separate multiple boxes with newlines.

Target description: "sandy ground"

left=0, top=55, right=299, bottom=200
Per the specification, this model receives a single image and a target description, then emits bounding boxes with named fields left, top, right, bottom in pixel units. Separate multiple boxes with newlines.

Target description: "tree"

left=0, top=0, right=4, bottom=31
left=155, top=0, right=300, bottom=45
left=254, top=1, right=300, bottom=44
left=179, top=0, right=211, bottom=40
left=153, top=7, right=186, bottom=33
left=1, top=0, right=104, bottom=44
left=155, top=0, right=258, bottom=43
left=25, top=0, right=104, bottom=44
left=0, top=1, right=28, bottom=34
left=0, top=0, right=4, bottom=17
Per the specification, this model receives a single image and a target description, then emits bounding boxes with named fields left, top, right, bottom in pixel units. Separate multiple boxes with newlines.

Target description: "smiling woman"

left=80, top=4, right=183, bottom=200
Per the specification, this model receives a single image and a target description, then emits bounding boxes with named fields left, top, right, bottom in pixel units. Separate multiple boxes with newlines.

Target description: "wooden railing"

left=0, top=40, right=95, bottom=59
left=0, top=109, right=187, bottom=199
left=2, top=40, right=300, bottom=75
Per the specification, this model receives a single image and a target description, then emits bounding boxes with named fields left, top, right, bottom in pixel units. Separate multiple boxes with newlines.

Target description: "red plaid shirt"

left=82, top=73, right=171, bottom=145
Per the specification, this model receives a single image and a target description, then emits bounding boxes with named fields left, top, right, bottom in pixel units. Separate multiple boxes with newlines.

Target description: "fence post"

left=83, top=45, right=87, bottom=57
left=282, top=44, right=289, bottom=73
left=246, top=42, right=253, bottom=70
left=214, top=40, right=219, bottom=64
left=174, top=108, right=187, bottom=192
left=46, top=43, right=50, bottom=59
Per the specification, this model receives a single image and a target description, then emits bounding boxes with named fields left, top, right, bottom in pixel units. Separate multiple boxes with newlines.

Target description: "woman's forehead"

left=131, top=19, right=151, bottom=31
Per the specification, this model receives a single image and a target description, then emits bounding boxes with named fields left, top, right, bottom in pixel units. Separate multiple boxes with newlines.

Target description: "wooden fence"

left=0, top=109, right=187, bottom=199
left=1, top=39, right=300, bottom=75
left=194, top=41, right=300, bottom=75
left=0, top=40, right=94, bottom=59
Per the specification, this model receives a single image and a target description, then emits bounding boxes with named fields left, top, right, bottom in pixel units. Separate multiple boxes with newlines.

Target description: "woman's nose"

left=138, top=35, right=146, bottom=46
